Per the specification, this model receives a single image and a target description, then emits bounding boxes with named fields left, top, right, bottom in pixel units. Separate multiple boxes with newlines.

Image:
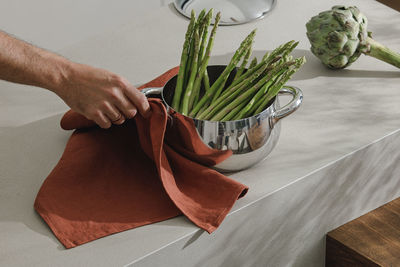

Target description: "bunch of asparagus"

left=172, top=9, right=306, bottom=121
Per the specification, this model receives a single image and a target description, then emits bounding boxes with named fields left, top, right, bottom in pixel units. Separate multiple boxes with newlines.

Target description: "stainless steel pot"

left=142, top=65, right=303, bottom=172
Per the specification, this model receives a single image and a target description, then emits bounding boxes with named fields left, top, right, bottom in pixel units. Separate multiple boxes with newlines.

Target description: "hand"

left=55, top=63, right=150, bottom=129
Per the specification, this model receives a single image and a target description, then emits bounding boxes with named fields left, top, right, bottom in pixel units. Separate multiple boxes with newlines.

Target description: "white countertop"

left=1, top=0, right=400, bottom=266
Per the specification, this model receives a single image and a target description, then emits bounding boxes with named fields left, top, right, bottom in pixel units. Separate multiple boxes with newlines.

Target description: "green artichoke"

left=306, top=5, right=400, bottom=69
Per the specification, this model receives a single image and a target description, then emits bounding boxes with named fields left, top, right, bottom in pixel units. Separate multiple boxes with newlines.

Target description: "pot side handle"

left=273, top=86, right=303, bottom=123
left=140, top=87, right=163, bottom=96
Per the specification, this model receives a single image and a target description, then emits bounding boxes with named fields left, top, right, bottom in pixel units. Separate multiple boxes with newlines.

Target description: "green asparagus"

left=172, top=9, right=305, bottom=121
left=172, top=10, right=196, bottom=111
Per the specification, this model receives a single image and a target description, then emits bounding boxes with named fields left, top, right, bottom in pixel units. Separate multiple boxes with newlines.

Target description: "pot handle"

left=273, top=86, right=303, bottom=122
left=141, top=87, right=163, bottom=96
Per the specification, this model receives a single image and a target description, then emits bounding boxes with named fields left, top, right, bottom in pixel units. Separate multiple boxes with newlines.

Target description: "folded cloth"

left=34, top=67, right=248, bottom=249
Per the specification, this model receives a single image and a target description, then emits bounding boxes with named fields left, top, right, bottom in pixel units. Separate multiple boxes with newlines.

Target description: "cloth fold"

left=34, top=67, right=248, bottom=248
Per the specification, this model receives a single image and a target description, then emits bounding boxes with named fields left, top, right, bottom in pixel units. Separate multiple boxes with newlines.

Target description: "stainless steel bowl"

left=174, top=0, right=276, bottom=26
left=142, top=65, right=302, bottom=172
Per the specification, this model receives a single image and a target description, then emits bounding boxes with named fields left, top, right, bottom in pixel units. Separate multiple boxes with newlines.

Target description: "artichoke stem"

left=365, top=37, right=400, bottom=68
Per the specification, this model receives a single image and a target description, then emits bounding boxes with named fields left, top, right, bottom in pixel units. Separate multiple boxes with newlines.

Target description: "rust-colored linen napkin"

left=34, top=67, right=248, bottom=248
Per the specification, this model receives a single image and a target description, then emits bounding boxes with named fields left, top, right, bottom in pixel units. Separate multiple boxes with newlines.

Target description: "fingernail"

left=130, top=109, right=137, bottom=118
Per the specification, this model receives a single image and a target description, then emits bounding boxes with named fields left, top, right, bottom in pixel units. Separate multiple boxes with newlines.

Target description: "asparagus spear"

left=196, top=63, right=269, bottom=120
left=242, top=92, right=267, bottom=118
left=263, top=40, right=295, bottom=63
left=197, top=9, right=212, bottom=65
left=203, top=69, right=211, bottom=92
left=184, top=42, right=194, bottom=88
left=194, top=68, right=211, bottom=107
left=188, top=11, right=218, bottom=112
left=190, top=30, right=256, bottom=117
left=196, top=9, right=206, bottom=31
left=235, top=67, right=286, bottom=119
left=282, top=41, right=299, bottom=58
left=233, top=45, right=252, bottom=81
left=254, top=57, right=306, bottom=114
left=195, top=9, right=206, bottom=44
left=196, top=79, right=254, bottom=120
left=248, top=57, right=258, bottom=69
left=192, top=12, right=208, bottom=109
left=210, top=59, right=297, bottom=121
left=172, top=10, right=196, bottom=111
left=220, top=40, right=296, bottom=101
left=193, top=68, right=211, bottom=107
left=181, top=28, right=200, bottom=115
left=221, top=96, right=252, bottom=121
left=226, top=53, right=280, bottom=91
left=262, top=52, right=270, bottom=62
left=184, top=9, right=206, bottom=84
left=211, top=30, right=256, bottom=102
left=239, top=64, right=291, bottom=118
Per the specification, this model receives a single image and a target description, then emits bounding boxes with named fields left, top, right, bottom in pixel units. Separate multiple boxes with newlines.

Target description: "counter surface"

left=1, top=0, right=400, bottom=266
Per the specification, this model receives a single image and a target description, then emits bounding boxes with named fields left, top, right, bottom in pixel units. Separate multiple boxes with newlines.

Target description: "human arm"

left=0, top=31, right=150, bottom=128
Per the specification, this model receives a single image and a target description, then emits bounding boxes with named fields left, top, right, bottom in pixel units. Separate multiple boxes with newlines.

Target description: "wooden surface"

left=326, top=198, right=400, bottom=267
left=377, top=0, right=400, bottom=11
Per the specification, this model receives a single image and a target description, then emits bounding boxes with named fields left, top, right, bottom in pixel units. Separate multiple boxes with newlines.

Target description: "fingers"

left=102, top=102, right=126, bottom=125
left=92, top=90, right=141, bottom=129
left=109, top=90, right=138, bottom=120
left=124, top=84, right=151, bottom=118
left=87, top=105, right=125, bottom=129
left=91, top=111, right=112, bottom=129
left=107, top=75, right=148, bottom=119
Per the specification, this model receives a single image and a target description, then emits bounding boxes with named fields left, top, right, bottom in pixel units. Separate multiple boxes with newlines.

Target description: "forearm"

left=0, top=30, right=149, bottom=129
left=0, top=30, right=70, bottom=92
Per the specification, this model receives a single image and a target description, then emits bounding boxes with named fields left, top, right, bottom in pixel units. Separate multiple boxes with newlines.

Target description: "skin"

left=0, top=31, right=150, bottom=129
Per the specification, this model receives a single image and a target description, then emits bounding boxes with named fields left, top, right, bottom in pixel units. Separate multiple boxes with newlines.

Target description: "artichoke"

left=306, top=5, right=400, bottom=69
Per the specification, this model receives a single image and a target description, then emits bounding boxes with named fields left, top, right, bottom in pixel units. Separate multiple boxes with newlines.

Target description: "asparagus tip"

left=206, top=8, right=213, bottom=18
left=297, top=56, right=307, bottom=66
